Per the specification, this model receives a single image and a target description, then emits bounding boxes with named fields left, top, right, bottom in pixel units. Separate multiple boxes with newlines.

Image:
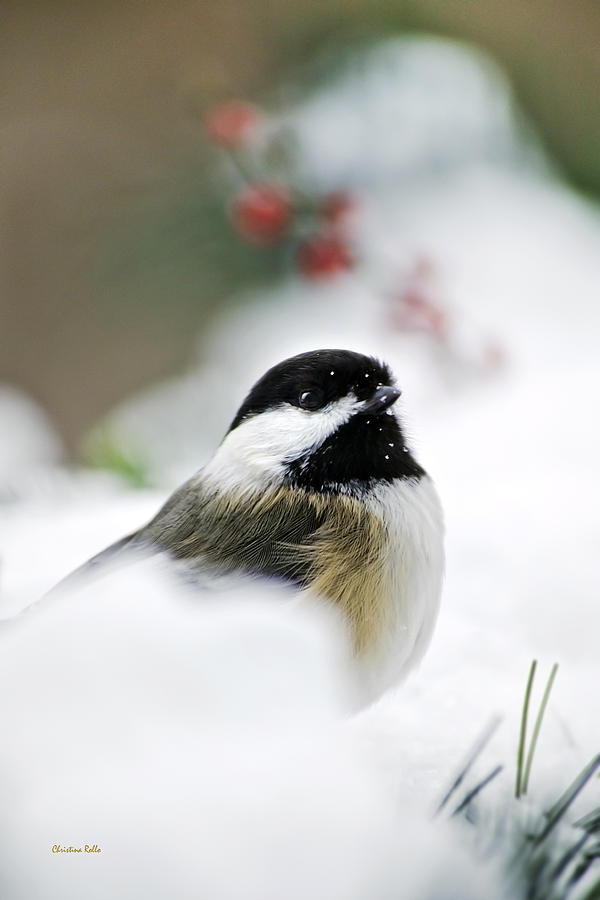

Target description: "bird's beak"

left=358, top=385, right=401, bottom=416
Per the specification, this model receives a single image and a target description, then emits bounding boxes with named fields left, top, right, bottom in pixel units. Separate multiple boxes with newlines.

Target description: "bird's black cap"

left=228, top=349, right=395, bottom=432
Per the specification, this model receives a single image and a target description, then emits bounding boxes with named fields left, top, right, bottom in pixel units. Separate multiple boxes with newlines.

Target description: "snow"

left=0, top=386, right=63, bottom=500
left=1, top=35, right=599, bottom=898
left=0, top=564, right=499, bottom=900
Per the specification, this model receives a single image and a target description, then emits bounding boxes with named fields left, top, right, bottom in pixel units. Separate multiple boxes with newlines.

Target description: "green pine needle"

left=451, top=764, right=504, bottom=817
left=574, top=807, right=600, bottom=834
left=522, top=662, right=559, bottom=796
left=516, top=659, right=537, bottom=799
left=436, top=715, right=502, bottom=816
left=535, top=753, right=600, bottom=846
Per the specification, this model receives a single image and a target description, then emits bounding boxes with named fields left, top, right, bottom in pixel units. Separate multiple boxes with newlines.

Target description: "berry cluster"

left=203, top=100, right=504, bottom=377
left=204, top=100, right=355, bottom=280
left=387, top=257, right=448, bottom=339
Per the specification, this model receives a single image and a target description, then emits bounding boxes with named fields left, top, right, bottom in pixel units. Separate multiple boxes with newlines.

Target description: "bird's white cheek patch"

left=204, top=398, right=358, bottom=491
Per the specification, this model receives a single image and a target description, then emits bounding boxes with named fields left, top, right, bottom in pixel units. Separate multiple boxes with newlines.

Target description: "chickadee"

left=62, top=349, right=444, bottom=699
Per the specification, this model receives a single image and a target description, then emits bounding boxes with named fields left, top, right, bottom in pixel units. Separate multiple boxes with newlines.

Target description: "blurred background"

left=1, top=0, right=599, bottom=463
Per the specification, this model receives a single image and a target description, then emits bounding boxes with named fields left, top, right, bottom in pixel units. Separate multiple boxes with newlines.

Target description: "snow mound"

left=0, top=562, right=498, bottom=900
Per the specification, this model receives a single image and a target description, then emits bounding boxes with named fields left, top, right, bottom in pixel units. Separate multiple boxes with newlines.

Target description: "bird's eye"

left=298, top=389, right=324, bottom=410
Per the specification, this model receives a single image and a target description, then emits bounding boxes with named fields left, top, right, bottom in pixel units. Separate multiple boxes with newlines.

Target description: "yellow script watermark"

left=52, top=845, right=101, bottom=854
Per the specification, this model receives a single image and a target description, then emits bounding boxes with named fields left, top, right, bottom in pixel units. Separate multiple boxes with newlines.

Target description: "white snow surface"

left=0, top=565, right=499, bottom=900
left=0, top=36, right=599, bottom=899
left=0, top=386, right=63, bottom=490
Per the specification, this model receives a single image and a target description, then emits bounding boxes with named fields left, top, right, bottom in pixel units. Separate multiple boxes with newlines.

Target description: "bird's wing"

left=53, top=479, right=368, bottom=595
left=140, top=481, right=329, bottom=587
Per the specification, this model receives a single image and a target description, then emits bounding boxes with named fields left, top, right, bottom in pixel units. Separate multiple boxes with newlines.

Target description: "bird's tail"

left=0, top=532, right=148, bottom=630
left=48, top=531, right=146, bottom=597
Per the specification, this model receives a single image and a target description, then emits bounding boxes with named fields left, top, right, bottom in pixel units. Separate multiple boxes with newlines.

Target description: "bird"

left=58, top=349, right=444, bottom=700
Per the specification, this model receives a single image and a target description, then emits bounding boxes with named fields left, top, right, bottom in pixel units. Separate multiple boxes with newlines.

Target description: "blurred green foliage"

left=83, top=428, right=151, bottom=489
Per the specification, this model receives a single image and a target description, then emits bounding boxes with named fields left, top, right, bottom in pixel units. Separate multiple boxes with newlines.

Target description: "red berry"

left=389, top=289, right=447, bottom=337
left=232, top=183, right=293, bottom=244
left=319, top=191, right=356, bottom=226
left=205, top=100, right=262, bottom=148
left=483, top=340, right=506, bottom=369
left=297, top=234, right=353, bottom=279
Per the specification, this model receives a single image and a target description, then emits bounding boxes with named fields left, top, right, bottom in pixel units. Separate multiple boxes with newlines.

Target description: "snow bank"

left=0, top=563, right=497, bottom=900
